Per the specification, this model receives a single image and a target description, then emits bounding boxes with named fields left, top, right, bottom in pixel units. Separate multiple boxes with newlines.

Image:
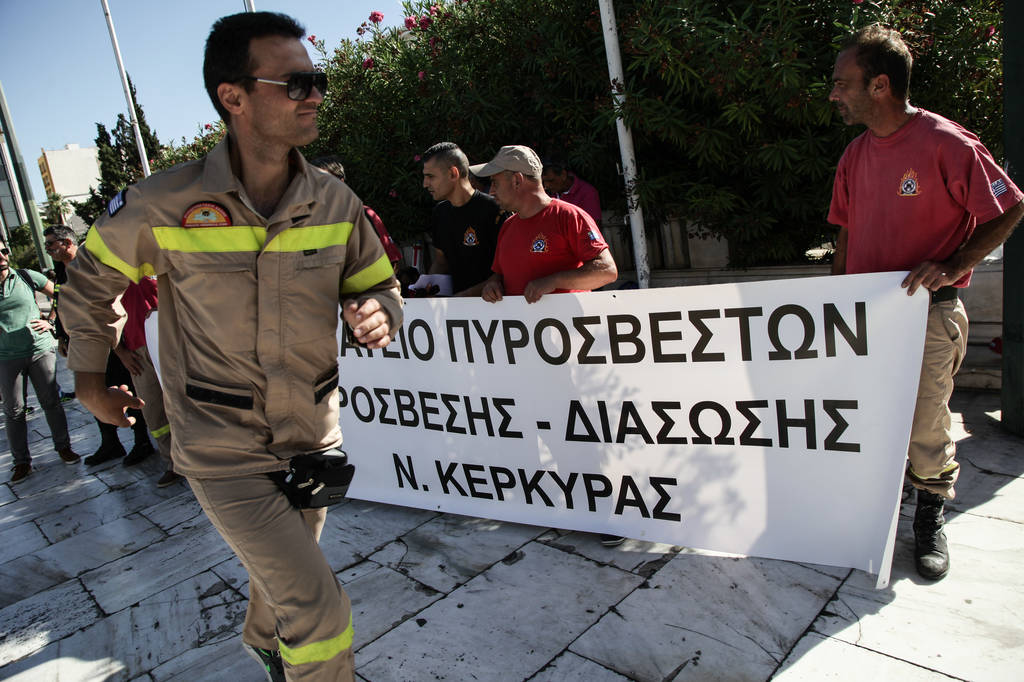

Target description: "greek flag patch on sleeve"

left=991, top=178, right=1008, bottom=198
left=107, top=190, right=126, bottom=217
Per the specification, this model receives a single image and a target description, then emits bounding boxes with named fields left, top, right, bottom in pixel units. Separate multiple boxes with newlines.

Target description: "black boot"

left=913, top=489, right=950, bottom=580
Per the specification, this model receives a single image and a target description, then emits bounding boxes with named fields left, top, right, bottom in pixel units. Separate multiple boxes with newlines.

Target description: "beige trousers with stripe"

left=188, top=474, right=354, bottom=681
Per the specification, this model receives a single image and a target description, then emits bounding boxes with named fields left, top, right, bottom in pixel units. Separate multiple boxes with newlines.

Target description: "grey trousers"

left=0, top=349, right=71, bottom=465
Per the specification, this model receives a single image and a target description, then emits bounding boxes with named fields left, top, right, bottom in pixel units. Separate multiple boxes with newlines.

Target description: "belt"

left=930, top=286, right=959, bottom=303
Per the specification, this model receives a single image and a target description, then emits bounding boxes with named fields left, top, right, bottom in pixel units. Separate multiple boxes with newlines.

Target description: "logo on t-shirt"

left=587, top=229, right=598, bottom=241
left=898, top=169, right=920, bottom=197
left=530, top=233, right=549, bottom=253
left=462, top=227, right=478, bottom=246
left=992, top=178, right=1008, bottom=198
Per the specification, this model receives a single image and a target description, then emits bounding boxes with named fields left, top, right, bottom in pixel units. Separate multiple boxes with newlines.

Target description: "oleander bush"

left=177, top=0, right=1006, bottom=267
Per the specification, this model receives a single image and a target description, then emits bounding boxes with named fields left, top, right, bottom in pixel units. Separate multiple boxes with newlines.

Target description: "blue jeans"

left=0, top=349, right=71, bottom=465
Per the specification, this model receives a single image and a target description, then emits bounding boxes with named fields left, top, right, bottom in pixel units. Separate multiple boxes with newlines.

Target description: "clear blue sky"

left=0, top=0, right=405, bottom=201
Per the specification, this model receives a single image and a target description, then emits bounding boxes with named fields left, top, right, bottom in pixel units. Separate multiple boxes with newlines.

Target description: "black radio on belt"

left=268, top=449, right=355, bottom=509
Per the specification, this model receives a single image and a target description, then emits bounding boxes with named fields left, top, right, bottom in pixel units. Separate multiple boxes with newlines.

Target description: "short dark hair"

left=43, top=225, right=76, bottom=243
left=542, top=158, right=568, bottom=175
left=310, top=155, right=346, bottom=181
left=842, top=24, right=913, bottom=101
left=422, top=142, right=469, bottom=178
left=203, top=12, right=306, bottom=123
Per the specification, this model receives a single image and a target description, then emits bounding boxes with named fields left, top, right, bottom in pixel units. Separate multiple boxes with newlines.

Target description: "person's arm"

left=481, top=272, right=504, bottom=303
left=429, top=247, right=450, bottom=275
left=831, top=225, right=848, bottom=275
left=340, top=202, right=404, bottom=346
left=76, top=371, right=143, bottom=427
left=523, top=248, right=618, bottom=303
left=902, top=198, right=1024, bottom=295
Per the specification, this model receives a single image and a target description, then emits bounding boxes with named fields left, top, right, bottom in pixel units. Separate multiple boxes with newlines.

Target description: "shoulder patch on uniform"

left=108, top=190, right=127, bottom=217
left=182, top=202, right=233, bottom=228
left=992, top=178, right=1008, bottom=198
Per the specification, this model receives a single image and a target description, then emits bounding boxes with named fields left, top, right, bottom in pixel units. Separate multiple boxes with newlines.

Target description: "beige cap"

left=468, top=145, right=543, bottom=177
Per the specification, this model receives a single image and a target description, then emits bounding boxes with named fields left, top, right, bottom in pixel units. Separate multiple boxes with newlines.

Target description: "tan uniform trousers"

left=127, top=346, right=171, bottom=463
left=907, top=298, right=968, bottom=499
left=188, top=474, right=354, bottom=681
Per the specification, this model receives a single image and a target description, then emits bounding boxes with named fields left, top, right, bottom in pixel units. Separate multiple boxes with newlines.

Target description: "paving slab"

left=35, top=482, right=180, bottom=543
left=343, top=562, right=444, bottom=650
left=137, top=490, right=205, bottom=535
left=532, top=652, right=632, bottom=681
left=539, top=529, right=682, bottom=575
left=810, top=511, right=1024, bottom=682
left=0, top=518, right=48, bottom=564
left=774, top=632, right=960, bottom=681
left=367, top=514, right=545, bottom=592
left=0, top=475, right=107, bottom=533
left=0, top=572, right=244, bottom=682
left=81, top=523, right=232, bottom=615
left=357, top=541, right=642, bottom=681
left=149, top=636, right=254, bottom=681
left=0, top=484, right=16, bottom=506
left=0, top=579, right=100, bottom=666
left=0, top=514, right=166, bottom=607
left=571, top=552, right=844, bottom=681
left=318, top=499, right=438, bottom=570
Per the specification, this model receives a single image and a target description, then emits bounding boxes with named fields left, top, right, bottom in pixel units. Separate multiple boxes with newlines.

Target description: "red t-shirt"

left=121, top=277, right=158, bottom=351
left=828, top=109, right=1022, bottom=286
left=491, top=199, right=609, bottom=296
left=555, top=176, right=602, bottom=226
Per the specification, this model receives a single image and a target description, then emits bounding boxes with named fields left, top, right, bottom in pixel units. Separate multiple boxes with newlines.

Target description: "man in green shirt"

left=0, top=241, right=80, bottom=482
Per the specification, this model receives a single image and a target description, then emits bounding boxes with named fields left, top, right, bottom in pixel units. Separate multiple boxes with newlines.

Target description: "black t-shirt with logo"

left=430, top=191, right=504, bottom=293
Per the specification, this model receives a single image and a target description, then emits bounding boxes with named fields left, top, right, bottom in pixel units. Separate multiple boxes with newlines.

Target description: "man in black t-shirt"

left=422, top=142, right=504, bottom=296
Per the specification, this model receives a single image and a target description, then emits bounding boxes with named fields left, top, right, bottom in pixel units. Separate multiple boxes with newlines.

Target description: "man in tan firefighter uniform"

left=59, top=12, right=401, bottom=682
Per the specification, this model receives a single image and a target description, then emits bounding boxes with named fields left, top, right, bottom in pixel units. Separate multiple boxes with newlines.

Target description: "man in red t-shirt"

left=470, top=145, right=617, bottom=304
left=472, top=145, right=622, bottom=547
left=828, top=24, right=1024, bottom=580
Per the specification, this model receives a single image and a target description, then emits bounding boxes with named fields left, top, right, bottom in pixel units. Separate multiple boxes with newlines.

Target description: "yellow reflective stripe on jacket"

left=277, top=613, right=353, bottom=666
left=84, top=227, right=156, bottom=284
left=264, top=222, right=354, bottom=252
left=341, top=254, right=393, bottom=294
left=152, top=226, right=267, bottom=252
left=150, top=424, right=170, bottom=439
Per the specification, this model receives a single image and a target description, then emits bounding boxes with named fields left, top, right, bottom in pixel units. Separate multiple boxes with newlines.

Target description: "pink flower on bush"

left=418, top=71, right=426, bottom=81
left=204, top=123, right=213, bottom=130
left=429, top=5, right=440, bottom=15
left=404, top=16, right=417, bottom=29
left=414, top=154, right=422, bottom=162
left=429, top=36, right=439, bottom=48
left=420, top=16, right=433, bottom=29
left=985, top=25, right=996, bottom=39
left=369, top=11, right=384, bottom=24
left=388, top=189, right=398, bottom=198
left=308, top=35, right=317, bottom=44
left=852, top=0, right=863, bottom=4
left=363, top=57, right=374, bottom=69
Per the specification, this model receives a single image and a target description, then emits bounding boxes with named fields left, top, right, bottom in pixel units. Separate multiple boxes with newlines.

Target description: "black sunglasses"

left=0, top=248, right=9, bottom=256
left=241, top=71, right=327, bottom=101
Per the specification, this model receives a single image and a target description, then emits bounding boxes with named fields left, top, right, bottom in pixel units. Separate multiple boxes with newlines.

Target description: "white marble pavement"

left=1, top=356, right=1022, bottom=681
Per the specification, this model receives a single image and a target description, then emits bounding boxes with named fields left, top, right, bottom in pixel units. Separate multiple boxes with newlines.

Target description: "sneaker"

left=84, top=441, right=126, bottom=466
left=245, top=644, right=286, bottom=682
left=57, top=446, right=81, bottom=464
left=156, top=469, right=183, bottom=487
left=913, top=489, right=950, bottom=580
left=123, top=441, right=155, bottom=466
left=600, top=534, right=625, bottom=547
left=10, top=463, right=32, bottom=483
left=60, top=391, right=76, bottom=403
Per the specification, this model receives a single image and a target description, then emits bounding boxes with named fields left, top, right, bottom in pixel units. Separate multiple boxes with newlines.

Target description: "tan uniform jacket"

left=60, top=139, right=403, bottom=478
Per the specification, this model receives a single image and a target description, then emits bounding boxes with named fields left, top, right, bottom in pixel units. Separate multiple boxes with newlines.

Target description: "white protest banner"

left=337, top=273, right=928, bottom=587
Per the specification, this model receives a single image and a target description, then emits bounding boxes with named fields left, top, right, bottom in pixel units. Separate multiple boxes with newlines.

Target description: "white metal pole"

left=100, top=0, right=151, bottom=178
left=243, top=0, right=256, bottom=11
left=597, top=0, right=650, bottom=288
